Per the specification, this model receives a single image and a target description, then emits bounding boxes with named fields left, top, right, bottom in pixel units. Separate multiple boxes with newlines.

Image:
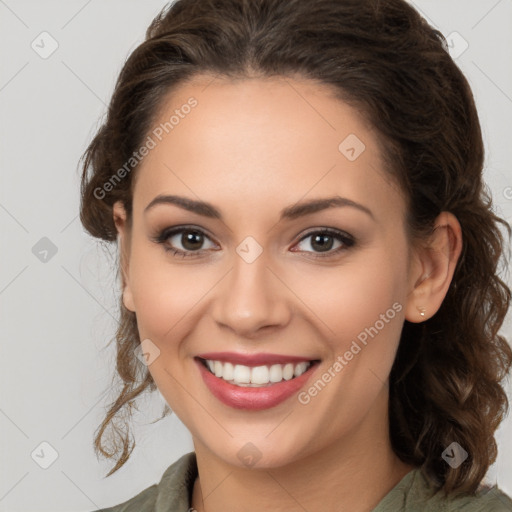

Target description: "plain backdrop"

left=1, top=1, right=511, bottom=510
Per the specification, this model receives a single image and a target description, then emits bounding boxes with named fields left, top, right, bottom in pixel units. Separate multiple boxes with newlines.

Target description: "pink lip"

left=196, top=351, right=316, bottom=367
left=195, top=357, right=320, bottom=410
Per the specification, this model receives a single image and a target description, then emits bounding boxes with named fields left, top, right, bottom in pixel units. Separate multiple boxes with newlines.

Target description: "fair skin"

left=113, top=75, right=462, bottom=512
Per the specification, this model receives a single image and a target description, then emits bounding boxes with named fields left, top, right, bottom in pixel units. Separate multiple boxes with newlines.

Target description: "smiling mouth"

left=197, top=357, right=321, bottom=387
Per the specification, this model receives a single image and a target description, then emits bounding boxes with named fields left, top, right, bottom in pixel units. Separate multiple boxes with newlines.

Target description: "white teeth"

left=251, top=365, right=270, bottom=384
left=269, top=364, right=283, bottom=383
left=282, top=363, right=294, bottom=380
left=294, top=362, right=309, bottom=377
left=203, top=359, right=313, bottom=386
left=223, top=362, right=234, bottom=381
left=233, top=364, right=251, bottom=383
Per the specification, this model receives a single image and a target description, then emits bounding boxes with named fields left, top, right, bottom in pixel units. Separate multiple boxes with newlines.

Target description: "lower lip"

left=195, top=358, right=319, bottom=410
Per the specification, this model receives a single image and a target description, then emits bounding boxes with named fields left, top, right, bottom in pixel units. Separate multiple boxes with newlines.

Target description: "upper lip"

left=196, top=352, right=320, bottom=367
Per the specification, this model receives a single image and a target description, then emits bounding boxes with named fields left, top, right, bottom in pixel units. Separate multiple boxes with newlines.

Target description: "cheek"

left=128, top=245, right=216, bottom=342
left=292, top=259, right=406, bottom=425
left=289, top=256, right=405, bottom=343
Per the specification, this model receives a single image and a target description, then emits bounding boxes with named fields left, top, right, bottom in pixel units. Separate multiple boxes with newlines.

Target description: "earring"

left=417, top=306, right=426, bottom=318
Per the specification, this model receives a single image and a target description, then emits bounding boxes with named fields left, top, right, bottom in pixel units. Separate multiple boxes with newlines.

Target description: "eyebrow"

left=144, top=194, right=374, bottom=221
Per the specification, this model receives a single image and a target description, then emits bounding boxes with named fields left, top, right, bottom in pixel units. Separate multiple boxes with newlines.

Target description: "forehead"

left=132, top=75, right=405, bottom=224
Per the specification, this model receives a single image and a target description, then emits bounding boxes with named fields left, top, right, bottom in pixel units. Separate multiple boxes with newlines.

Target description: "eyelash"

left=152, top=226, right=356, bottom=260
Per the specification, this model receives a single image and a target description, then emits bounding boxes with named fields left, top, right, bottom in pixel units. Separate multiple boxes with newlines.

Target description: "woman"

left=80, top=0, right=512, bottom=510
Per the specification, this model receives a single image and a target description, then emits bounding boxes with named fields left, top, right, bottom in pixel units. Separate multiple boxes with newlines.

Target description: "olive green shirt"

left=94, top=451, right=512, bottom=511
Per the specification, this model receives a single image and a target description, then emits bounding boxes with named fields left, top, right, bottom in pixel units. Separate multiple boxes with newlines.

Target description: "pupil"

left=312, top=234, right=333, bottom=252
left=182, top=230, right=203, bottom=250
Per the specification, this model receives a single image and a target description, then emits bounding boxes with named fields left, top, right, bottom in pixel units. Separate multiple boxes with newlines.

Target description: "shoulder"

left=94, top=484, right=158, bottom=512
left=410, top=470, right=512, bottom=512
left=425, top=490, right=512, bottom=511
left=374, top=468, right=512, bottom=511
left=435, top=486, right=512, bottom=511
left=88, top=451, right=198, bottom=512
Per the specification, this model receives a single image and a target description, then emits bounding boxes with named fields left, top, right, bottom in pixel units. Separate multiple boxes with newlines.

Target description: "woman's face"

left=115, top=75, right=422, bottom=469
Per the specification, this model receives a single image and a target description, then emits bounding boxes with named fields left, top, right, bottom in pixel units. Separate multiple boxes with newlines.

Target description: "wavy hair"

left=79, top=0, right=512, bottom=495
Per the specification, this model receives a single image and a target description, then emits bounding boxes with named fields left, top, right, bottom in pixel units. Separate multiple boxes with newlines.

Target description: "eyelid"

left=154, top=224, right=217, bottom=242
left=296, top=226, right=353, bottom=241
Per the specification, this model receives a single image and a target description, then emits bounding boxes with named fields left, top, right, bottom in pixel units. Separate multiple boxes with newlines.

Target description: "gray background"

left=0, top=1, right=511, bottom=510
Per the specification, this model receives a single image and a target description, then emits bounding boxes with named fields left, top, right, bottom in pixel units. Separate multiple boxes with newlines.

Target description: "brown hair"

left=79, top=0, right=512, bottom=496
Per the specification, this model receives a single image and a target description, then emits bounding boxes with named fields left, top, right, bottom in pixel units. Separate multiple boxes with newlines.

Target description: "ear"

left=404, top=211, right=463, bottom=323
left=113, top=201, right=136, bottom=313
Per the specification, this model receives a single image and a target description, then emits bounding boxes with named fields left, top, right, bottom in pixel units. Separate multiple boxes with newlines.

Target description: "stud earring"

left=417, top=306, right=426, bottom=318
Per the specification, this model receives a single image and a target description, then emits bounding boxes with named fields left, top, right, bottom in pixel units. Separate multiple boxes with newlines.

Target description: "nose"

left=211, top=250, right=292, bottom=338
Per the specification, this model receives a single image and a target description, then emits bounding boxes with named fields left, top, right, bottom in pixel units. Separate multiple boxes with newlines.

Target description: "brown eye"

left=154, top=226, right=217, bottom=258
left=292, top=229, right=355, bottom=258
left=180, top=230, right=205, bottom=251
left=310, top=233, right=335, bottom=252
